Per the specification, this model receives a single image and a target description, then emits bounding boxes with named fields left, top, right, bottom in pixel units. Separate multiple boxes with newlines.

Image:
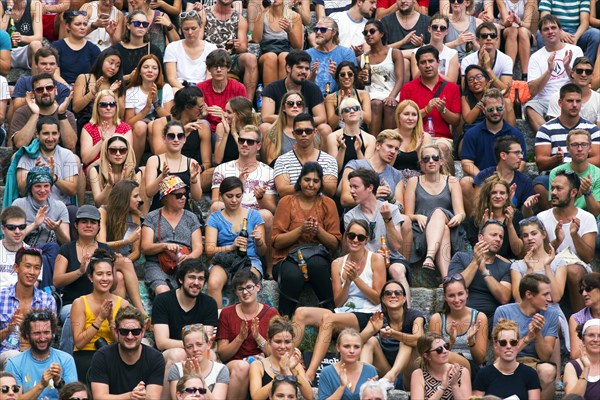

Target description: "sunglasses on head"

left=422, top=155, right=440, bottom=163
left=426, top=343, right=450, bottom=354
left=117, top=328, right=143, bottom=336
left=172, top=192, right=187, bottom=199
left=131, top=20, right=150, bottom=28
left=65, top=10, right=87, bottom=18
left=339, top=71, right=354, bottom=78
left=362, top=28, right=378, bottom=36
left=347, top=232, right=368, bottom=242
left=442, top=273, right=464, bottom=284
left=108, top=147, right=127, bottom=155
left=383, top=289, right=405, bottom=297
left=34, top=85, right=55, bottom=94
left=518, top=215, right=542, bottom=227
left=238, top=137, right=257, bottom=145
left=286, top=100, right=304, bottom=107
left=166, top=132, right=186, bottom=141
left=431, top=24, right=447, bottom=32
left=497, top=339, right=519, bottom=347
left=579, top=285, right=597, bottom=294
left=575, top=68, right=593, bottom=75
left=1, top=385, right=21, bottom=394
left=479, top=32, right=498, bottom=40
left=274, top=374, right=298, bottom=383
left=180, top=10, right=198, bottom=18
left=3, top=223, right=27, bottom=231
left=182, top=387, right=207, bottom=395
left=342, top=105, right=361, bottom=114
left=68, top=398, right=89, bottom=400
left=293, top=128, right=314, bottom=136
left=486, top=106, right=504, bottom=113
left=98, top=101, right=117, bottom=109
left=182, top=323, right=204, bottom=334
left=313, top=26, right=333, bottom=34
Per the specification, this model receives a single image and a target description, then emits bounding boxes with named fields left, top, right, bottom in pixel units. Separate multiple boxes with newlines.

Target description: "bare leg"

left=533, top=183, right=550, bottom=212
left=239, top=53, right=259, bottom=101
left=526, top=106, right=545, bottom=133
left=161, top=348, right=186, bottom=400
left=383, top=104, right=397, bottom=130
left=259, top=53, right=279, bottom=86
left=291, top=307, right=332, bottom=348
left=435, top=221, right=451, bottom=278
left=246, top=0, right=263, bottom=33
left=155, top=285, right=170, bottom=294
left=460, top=176, right=475, bottom=217
left=384, top=342, right=415, bottom=383
left=425, top=209, right=450, bottom=275
left=361, top=336, right=392, bottom=375
left=370, top=100, right=384, bottom=136
left=400, top=216, right=413, bottom=261
left=518, top=27, right=531, bottom=75
left=132, top=121, right=148, bottom=166
left=258, top=209, right=273, bottom=278
left=503, top=28, right=518, bottom=65
left=567, top=264, right=586, bottom=312
left=277, top=52, right=288, bottom=80
left=113, top=271, right=126, bottom=298
left=116, top=257, right=146, bottom=313
left=316, top=123, right=332, bottom=150
left=537, top=362, right=556, bottom=400
left=207, top=265, right=229, bottom=309
left=227, top=360, right=251, bottom=400
left=389, top=263, right=411, bottom=307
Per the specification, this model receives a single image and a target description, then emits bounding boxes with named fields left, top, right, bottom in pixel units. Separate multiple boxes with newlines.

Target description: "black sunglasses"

left=131, top=20, right=150, bottom=28
left=362, top=28, right=378, bottom=36
left=449, top=0, right=464, bottom=3
left=422, top=155, right=440, bottom=163
left=340, top=72, right=354, bottom=78
left=171, top=192, right=187, bottom=199
left=166, top=132, right=186, bottom=141
left=1, top=385, right=21, bottom=394
left=479, top=33, right=498, bottom=40
left=30, top=311, right=53, bottom=321
left=65, top=10, right=87, bottom=18
left=347, top=232, right=368, bottom=242
left=518, top=215, right=543, bottom=227
left=238, top=137, right=258, bottom=145
left=182, top=387, right=207, bottom=395
left=431, top=24, right=447, bottom=32
left=342, top=105, right=361, bottom=114
left=3, top=223, right=27, bottom=231
left=497, top=339, right=519, bottom=347
left=313, top=26, right=334, bottom=34
left=108, top=147, right=127, bottom=155
left=34, top=85, right=55, bottom=94
left=286, top=100, right=304, bottom=107
left=426, top=343, right=450, bottom=354
left=98, top=101, right=117, bottom=109
left=293, top=128, right=314, bottom=136
left=575, top=68, right=593, bottom=75
left=68, top=398, right=89, bottom=400
left=117, top=328, right=143, bottom=336
left=383, top=289, right=405, bottom=297
left=580, top=285, right=598, bottom=294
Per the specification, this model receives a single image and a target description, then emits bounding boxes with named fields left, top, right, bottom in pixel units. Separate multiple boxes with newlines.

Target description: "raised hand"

left=99, top=298, right=113, bottom=321
left=569, top=217, right=581, bottom=236
left=554, top=220, right=564, bottom=244
left=58, top=90, right=73, bottom=114
left=370, top=310, right=384, bottom=332
left=25, top=91, right=40, bottom=114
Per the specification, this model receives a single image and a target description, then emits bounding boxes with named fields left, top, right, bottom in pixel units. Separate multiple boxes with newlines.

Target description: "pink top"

left=83, top=121, right=131, bottom=168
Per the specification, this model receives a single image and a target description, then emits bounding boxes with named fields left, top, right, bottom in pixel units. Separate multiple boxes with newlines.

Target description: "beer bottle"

left=238, top=218, right=249, bottom=256
left=514, top=88, right=522, bottom=120
left=325, top=82, right=331, bottom=95
left=297, top=250, right=309, bottom=281
left=465, top=41, right=474, bottom=55
left=8, top=18, right=17, bottom=49
left=363, top=55, right=372, bottom=86
left=380, top=237, right=391, bottom=268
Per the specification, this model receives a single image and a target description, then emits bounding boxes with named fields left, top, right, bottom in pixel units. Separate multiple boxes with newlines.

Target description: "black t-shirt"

left=89, top=343, right=165, bottom=394
left=113, top=42, right=164, bottom=76
left=473, top=363, right=540, bottom=399
left=58, top=242, right=114, bottom=306
left=379, top=308, right=425, bottom=364
left=151, top=289, right=218, bottom=340
left=381, top=13, right=431, bottom=50
left=262, top=79, right=324, bottom=115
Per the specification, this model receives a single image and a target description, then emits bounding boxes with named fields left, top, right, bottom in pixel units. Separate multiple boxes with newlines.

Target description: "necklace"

left=2, top=242, right=23, bottom=253
left=163, top=154, right=183, bottom=173
left=239, top=302, right=260, bottom=321
left=76, top=240, right=97, bottom=260
left=494, top=361, right=517, bottom=375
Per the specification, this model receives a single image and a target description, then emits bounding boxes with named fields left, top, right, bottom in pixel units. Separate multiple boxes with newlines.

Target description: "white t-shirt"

left=330, top=11, right=366, bottom=48
left=547, top=90, right=600, bottom=123
left=125, top=84, right=175, bottom=114
left=211, top=161, right=276, bottom=210
left=537, top=207, right=598, bottom=256
left=0, top=76, right=10, bottom=101
left=460, top=49, right=513, bottom=77
left=414, top=45, right=458, bottom=77
left=528, top=44, right=583, bottom=101
left=164, top=40, right=218, bottom=85
left=0, top=242, right=35, bottom=288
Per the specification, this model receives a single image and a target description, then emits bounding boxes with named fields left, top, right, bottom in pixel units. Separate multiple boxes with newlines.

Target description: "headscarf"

left=25, top=166, right=54, bottom=196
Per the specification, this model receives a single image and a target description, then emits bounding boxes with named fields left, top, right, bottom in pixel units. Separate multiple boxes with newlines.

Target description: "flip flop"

left=422, top=255, right=436, bottom=271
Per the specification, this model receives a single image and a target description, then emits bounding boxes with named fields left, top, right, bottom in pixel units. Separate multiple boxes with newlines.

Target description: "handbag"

left=156, top=210, right=191, bottom=274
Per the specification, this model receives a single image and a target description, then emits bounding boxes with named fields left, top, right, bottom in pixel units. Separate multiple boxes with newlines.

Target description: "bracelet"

left=383, top=216, right=392, bottom=223
left=167, top=24, right=175, bottom=31
left=258, top=338, right=267, bottom=348
left=579, top=376, right=588, bottom=380
left=58, top=113, right=67, bottom=120
left=91, top=323, right=100, bottom=330
left=584, top=191, right=592, bottom=197
left=190, top=180, right=198, bottom=184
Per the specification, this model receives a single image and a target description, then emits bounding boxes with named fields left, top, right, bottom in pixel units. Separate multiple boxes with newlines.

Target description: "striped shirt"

left=535, top=117, right=600, bottom=166
left=539, top=0, right=591, bottom=35
left=314, top=0, right=352, bottom=15
left=274, top=149, right=338, bottom=187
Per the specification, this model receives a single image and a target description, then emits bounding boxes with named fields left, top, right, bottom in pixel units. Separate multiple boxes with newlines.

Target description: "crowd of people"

left=0, top=0, right=600, bottom=399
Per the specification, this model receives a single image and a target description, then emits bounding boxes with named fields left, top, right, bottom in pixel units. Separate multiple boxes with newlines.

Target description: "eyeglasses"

left=286, top=100, right=304, bottom=108
left=172, top=192, right=187, bottom=199
left=238, top=137, right=258, bottom=145
left=182, top=323, right=204, bottom=334
left=479, top=33, right=498, bottom=40
left=422, top=155, right=440, bottom=163
left=449, top=0, right=464, bottom=3
left=486, top=106, right=505, bottom=113
left=34, top=85, right=55, bottom=94
left=166, top=132, right=186, bottom=141
left=236, top=284, right=256, bottom=293
left=339, top=72, right=354, bottom=78
left=362, top=28, right=378, bottom=36
left=442, top=273, right=464, bottom=284
left=466, top=73, right=485, bottom=83
left=182, top=387, right=207, bottom=395
left=131, top=20, right=150, bottom=28
left=117, top=328, right=143, bottom=336
left=3, top=223, right=27, bottom=231
left=1, top=385, right=21, bottom=394
left=293, top=128, right=314, bottom=136
left=431, top=25, right=448, bottom=32
left=426, top=343, right=450, bottom=354
left=383, top=289, right=405, bottom=297
left=347, top=232, right=368, bottom=242
left=342, top=105, right=361, bottom=114
left=180, top=10, right=198, bottom=18
left=274, top=375, right=298, bottom=383
left=575, top=68, right=593, bottom=76
left=313, top=26, right=334, bottom=34
left=569, top=142, right=591, bottom=148
left=108, top=147, right=128, bottom=155
left=579, top=285, right=598, bottom=294
left=212, top=63, right=228, bottom=70
left=98, top=101, right=117, bottom=109
left=497, top=339, right=519, bottom=347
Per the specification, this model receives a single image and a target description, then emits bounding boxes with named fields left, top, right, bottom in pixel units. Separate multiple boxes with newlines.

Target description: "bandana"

left=25, top=166, right=54, bottom=195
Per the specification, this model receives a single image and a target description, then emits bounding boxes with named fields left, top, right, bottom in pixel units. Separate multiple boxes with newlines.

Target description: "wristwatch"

left=441, top=107, right=447, bottom=114
left=481, top=270, right=491, bottom=278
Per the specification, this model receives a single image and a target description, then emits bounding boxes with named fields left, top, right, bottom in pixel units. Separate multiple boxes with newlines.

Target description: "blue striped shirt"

left=539, top=0, right=591, bottom=35
left=535, top=117, right=600, bottom=167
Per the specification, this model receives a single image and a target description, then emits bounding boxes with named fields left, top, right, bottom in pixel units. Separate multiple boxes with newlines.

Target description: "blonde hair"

left=395, top=100, right=424, bottom=148
left=420, top=144, right=449, bottom=175
left=377, top=129, right=403, bottom=145
left=90, top=90, right=121, bottom=126
left=267, top=91, right=306, bottom=157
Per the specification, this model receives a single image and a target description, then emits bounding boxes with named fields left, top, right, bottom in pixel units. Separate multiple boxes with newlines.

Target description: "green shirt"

left=548, top=163, right=600, bottom=213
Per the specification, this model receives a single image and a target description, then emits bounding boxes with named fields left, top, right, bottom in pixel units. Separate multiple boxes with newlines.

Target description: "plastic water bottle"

left=256, top=84, right=263, bottom=111
left=425, top=117, right=435, bottom=135
left=4, top=324, right=20, bottom=350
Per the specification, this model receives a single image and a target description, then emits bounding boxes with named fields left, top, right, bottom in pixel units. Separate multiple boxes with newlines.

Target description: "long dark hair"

left=294, top=162, right=323, bottom=194
left=380, top=280, right=408, bottom=317
left=89, top=47, right=124, bottom=96
left=105, top=180, right=141, bottom=242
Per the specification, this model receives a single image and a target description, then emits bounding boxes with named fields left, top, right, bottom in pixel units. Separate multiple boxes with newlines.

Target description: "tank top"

left=441, top=309, right=478, bottom=361
left=204, top=8, right=239, bottom=47
left=499, top=0, right=525, bottom=20
left=85, top=3, right=120, bottom=50
left=394, top=150, right=420, bottom=172
left=447, top=16, right=478, bottom=62
left=150, top=156, right=192, bottom=212
left=341, top=131, right=366, bottom=171
left=181, top=129, right=202, bottom=165
left=260, top=13, right=290, bottom=53
left=13, top=1, right=33, bottom=44
left=222, top=133, right=240, bottom=164
left=335, top=251, right=381, bottom=313
left=258, top=359, right=274, bottom=387
left=78, top=295, right=122, bottom=351
left=423, top=366, right=463, bottom=400
left=415, top=176, right=453, bottom=215
left=174, top=360, right=227, bottom=391
left=570, top=359, right=600, bottom=399
left=361, top=48, right=396, bottom=101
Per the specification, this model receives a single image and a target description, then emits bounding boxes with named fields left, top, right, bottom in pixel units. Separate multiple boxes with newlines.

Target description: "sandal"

left=554, top=381, right=564, bottom=391
left=422, top=256, right=436, bottom=271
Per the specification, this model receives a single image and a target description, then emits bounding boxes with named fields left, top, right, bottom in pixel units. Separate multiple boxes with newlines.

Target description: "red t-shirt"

left=196, top=79, right=247, bottom=131
left=399, top=77, right=461, bottom=139
left=376, top=0, right=429, bottom=9
left=216, top=303, right=279, bottom=360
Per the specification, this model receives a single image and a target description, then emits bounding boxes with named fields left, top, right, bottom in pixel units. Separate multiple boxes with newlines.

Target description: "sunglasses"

left=313, top=26, right=334, bottom=34
left=442, top=273, right=464, bottom=284
left=238, top=137, right=258, bottom=145
left=518, top=215, right=541, bottom=226
left=342, top=105, right=361, bottom=114
left=131, top=20, right=150, bottom=28
left=383, top=289, right=405, bottom=297
left=339, top=72, right=354, bottom=78
left=166, top=132, right=186, bottom=141
left=286, top=100, right=304, bottom=107
left=497, top=339, right=519, bottom=347
left=486, top=106, right=505, bottom=113
left=117, top=328, right=143, bottom=336
left=3, top=223, right=27, bottom=231
left=34, top=85, right=55, bottom=94
left=293, top=128, right=314, bottom=136
left=431, top=24, right=448, bottom=32
left=274, top=374, right=298, bottom=383
left=180, top=10, right=198, bottom=18
left=481, top=218, right=504, bottom=230
left=108, top=147, right=127, bottom=155
left=98, top=101, right=117, bottom=109
left=172, top=192, right=187, bottom=199
left=1, top=385, right=21, bottom=394
left=182, top=387, right=207, bottom=395
left=182, top=323, right=204, bottom=334
left=579, top=285, right=597, bottom=294
left=347, top=232, right=368, bottom=242
left=362, top=28, right=378, bottom=36
left=65, top=10, right=87, bottom=18
left=479, top=33, right=498, bottom=40
left=426, top=343, right=450, bottom=354
left=422, top=155, right=440, bottom=163
left=449, top=0, right=464, bottom=3
left=575, top=68, right=593, bottom=75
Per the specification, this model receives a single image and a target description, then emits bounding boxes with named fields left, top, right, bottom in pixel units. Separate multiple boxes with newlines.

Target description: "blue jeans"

left=536, top=27, right=600, bottom=61
left=59, top=304, right=73, bottom=355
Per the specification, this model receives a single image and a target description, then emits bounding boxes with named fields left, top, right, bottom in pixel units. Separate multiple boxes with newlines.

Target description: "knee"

left=277, top=52, right=288, bottom=64
left=317, top=123, right=332, bottom=138
left=258, top=209, right=273, bottom=227
left=260, top=53, right=277, bottom=65
left=133, top=121, right=148, bottom=136
left=116, top=271, right=125, bottom=287
left=240, top=53, right=258, bottom=68
left=431, top=208, right=447, bottom=220
left=229, top=360, right=250, bottom=378
left=30, top=40, right=42, bottom=50
left=536, top=363, right=556, bottom=384
left=163, top=347, right=186, bottom=363
left=371, top=100, right=383, bottom=112
left=567, top=264, right=585, bottom=281
left=389, top=263, right=407, bottom=280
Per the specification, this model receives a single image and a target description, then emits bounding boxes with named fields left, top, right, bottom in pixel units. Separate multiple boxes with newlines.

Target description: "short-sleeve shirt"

left=12, top=197, right=69, bottom=246
left=12, top=76, right=71, bottom=105
left=0, top=30, right=11, bottom=50
left=197, top=78, right=247, bottom=131
left=306, top=46, right=357, bottom=95
left=212, top=161, right=276, bottom=210
left=88, top=344, right=165, bottom=394
left=344, top=158, right=404, bottom=193
left=537, top=207, right=598, bottom=255
left=527, top=44, right=583, bottom=102
left=51, top=39, right=102, bottom=85
left=549, top=163, right=600, bottom=211
left=163, top=40, right=218, bottom=85
left=534, top=117, right=600, bottom=167
left=125, top=84, right=175, bottom=114
left=399, top=77, right=461, bottom=140
left=539, top=0, right=589, bottom=35
left=547, top=90, right=600, bottom=123
left=273, top=150, right=338, bottom=187
left=473, top=363, right=541, bottom=399
left=10, top=107, right=77, bottom=147
left=330, top=11, right=366, bottom=48
left=0, top=242, right=35, bottom=288
left=142, top=209, right=202, bottom=264
left=494, top=303, right=559, bottom=358
left=206, top=209, right=265, bottom=259
left=152, top=290, right=218, bottom=340
left=263, top=79, right=324, bottom=115
left=474, top=167, right=533, bottom=208
left=460, top=50, right=513, bottom=77
left=318, top=363, right=378, bottom=400
left=381, top=12, right=431, bottom=50
left=313, top=0, right=352, bottom=14
left=112, top=42, right=163, bottom=76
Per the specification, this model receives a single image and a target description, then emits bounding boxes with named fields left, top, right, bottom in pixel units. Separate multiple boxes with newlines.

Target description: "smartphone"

left=99, top=13, right=110, bottom=20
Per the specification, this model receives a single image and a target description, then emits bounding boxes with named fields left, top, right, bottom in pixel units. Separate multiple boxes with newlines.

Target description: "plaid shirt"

left=0, top=284, right=56, bottom=352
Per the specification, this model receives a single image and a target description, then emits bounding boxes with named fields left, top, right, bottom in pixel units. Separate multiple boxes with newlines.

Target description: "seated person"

left=0, top=0, right=43, bottom=70
left=568, top=272, right=600, bottom=360
left=80, top=0, right=124, bottom=50
left=563, top=318, right=600, bottom=398
left=213, top=97, right=257, bottom=166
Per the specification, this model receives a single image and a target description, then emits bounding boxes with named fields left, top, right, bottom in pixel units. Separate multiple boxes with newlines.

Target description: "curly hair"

left=473, top=174, right=511, bottom=228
